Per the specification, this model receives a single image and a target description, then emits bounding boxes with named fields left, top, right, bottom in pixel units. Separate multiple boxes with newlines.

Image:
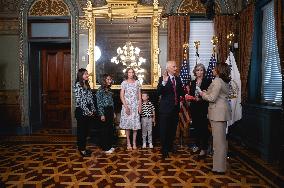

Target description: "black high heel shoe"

left=162, top=152, right=169, bottom=159
left=211, top=170, right=225, bottom=175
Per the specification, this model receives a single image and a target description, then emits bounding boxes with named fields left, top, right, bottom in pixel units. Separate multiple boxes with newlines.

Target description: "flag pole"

left=194, top=40, right=200, bottom=65
left=211, top=36, right=218, bottom=58
left=226, top=31, right=235, bottom=68
left=181, top=42, right=190, bottom=91
left=227, top=31, right=234, bottom=54
left=178, top=42, right=190, bottom=148
left=182, top=43, right=189, bottom=58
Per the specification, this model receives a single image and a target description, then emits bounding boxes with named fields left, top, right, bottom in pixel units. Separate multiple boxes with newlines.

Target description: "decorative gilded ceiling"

left=0, top=0, right=250, bottom=18
left=29, top=0, right=70, bottom=16
left=177, top=0, right=221, bottom=14
left=178, top=0, right=206, bottom=14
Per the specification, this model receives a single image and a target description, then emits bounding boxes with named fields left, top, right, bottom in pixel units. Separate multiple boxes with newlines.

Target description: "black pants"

left=159, top=107, right=179, bottom=154
left=99, top=107, right=114, bottom=151
left=191, top=113, right=209, bottom=150
left=75, top=108, right=91, bottom=151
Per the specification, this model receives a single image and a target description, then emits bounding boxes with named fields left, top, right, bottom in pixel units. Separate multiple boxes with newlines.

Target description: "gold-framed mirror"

left=83, top=0, right=162, bottom=89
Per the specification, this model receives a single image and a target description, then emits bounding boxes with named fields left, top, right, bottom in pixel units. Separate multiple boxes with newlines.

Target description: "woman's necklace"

left=196, top=78, right=202, bottom=87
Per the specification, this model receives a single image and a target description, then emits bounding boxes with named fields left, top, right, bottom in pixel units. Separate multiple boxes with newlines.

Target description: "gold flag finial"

left=183, top=43, right=189, bottom=60
left=227, top=31, right=234, bottom=46
left=194, top=41, right=200, bottom=65
left=211, top=36, right=218, bottom=54
left=183, top=43, right=189, bottom=48
left=194, top=41, right=200, bottom=50
left=211, top=36, right=218, bottom=45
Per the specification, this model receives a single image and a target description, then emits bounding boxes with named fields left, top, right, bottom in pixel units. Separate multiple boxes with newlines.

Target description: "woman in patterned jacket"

left=96, top=74, right=116, bottom=154
left=74, top=68, right=96, bottom=157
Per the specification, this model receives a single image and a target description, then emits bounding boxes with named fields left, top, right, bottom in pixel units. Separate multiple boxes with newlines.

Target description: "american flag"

left=177, top=45, right=191, bottom=142
left=206, top=54, right=217, bottom=81
left=178, top=102, right=190, bottom=137
left=180, top=58, right=191, bottom=87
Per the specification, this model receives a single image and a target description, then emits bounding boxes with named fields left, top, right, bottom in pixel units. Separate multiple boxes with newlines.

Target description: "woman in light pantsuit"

left=200, top=63, right=232, bottom=173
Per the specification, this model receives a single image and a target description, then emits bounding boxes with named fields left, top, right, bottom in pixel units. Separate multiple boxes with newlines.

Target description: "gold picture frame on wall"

left=83, top=0, right=162, bottom=89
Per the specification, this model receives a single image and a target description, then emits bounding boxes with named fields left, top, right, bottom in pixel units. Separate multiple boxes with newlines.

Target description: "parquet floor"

left=0, top=136, right=276, bottom=188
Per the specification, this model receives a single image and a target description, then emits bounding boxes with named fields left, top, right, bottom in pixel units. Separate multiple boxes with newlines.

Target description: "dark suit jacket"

left=189, top=78, right=211, bottom=118
left=157, top=76, right=185, bottom=114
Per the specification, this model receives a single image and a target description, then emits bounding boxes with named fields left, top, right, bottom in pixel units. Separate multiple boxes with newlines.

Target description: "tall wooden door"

left=42, top=47, right=71, bottom=128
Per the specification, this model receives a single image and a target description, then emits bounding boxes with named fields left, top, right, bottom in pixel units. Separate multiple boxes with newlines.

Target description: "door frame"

left=19, top=0, right=79, bottom=135
left=29, top=43, right=71, bottom=132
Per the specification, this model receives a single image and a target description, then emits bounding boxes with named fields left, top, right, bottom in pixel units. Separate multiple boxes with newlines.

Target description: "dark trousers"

left=192, top=113, right=209, bottom=150
left=75, top=108, right=91, bottom=151
left=159, top=107, right=179, bottom=154
left=99, top=107, right=114, bottom=151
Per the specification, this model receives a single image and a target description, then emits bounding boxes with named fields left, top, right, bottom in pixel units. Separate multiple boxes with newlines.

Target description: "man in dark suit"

left=157, top=60, right=185, bottom=158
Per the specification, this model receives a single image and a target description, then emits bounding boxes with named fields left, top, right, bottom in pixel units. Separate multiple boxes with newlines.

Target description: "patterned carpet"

left=0, top=137, right=277, bottom=188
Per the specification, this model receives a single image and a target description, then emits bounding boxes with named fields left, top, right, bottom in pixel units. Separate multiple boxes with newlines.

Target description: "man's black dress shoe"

left=197, top=154, right=206, bottom=160
left=169, top=146, right=178, bottom=153
left=85, top=149, right=92, bottom=155
left=162, top=152, right=169, bottom=159
left=171, top=147, right=178, bottom=154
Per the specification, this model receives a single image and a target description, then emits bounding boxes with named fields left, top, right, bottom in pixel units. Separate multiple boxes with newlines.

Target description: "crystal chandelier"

left=110, top=21, right=146, bottom=84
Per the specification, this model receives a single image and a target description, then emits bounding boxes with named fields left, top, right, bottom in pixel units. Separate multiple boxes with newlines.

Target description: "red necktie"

left=172, top=77, right=178, bottom=105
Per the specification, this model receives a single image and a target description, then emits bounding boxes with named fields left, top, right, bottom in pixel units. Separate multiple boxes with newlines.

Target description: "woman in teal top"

left=96, top=74, right=115, bottom=154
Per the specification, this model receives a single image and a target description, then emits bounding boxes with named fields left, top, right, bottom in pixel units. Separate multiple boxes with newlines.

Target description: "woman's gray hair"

left=192, top=63, right=206, bottom=77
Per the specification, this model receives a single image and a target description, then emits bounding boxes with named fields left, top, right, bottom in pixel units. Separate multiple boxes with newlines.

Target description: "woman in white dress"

left=119, top=68, right=142, bottom=150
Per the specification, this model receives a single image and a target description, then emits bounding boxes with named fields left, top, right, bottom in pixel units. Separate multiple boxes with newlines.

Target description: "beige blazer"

left=202, top=77, right=232, bottom=121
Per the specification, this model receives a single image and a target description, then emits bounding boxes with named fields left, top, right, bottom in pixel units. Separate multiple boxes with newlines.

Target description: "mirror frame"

left=83, top=0, right=162, bottom=89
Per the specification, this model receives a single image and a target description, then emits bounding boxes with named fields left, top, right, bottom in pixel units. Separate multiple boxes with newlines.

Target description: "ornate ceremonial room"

left=0, top=0, right=283, bottom=187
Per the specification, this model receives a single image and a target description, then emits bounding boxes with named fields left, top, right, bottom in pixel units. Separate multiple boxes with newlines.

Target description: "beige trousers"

left=210, top=120, right=228, bottom=172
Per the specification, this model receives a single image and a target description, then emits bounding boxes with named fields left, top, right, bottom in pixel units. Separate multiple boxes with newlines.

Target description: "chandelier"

left=110, top=21, right=146, bottom=84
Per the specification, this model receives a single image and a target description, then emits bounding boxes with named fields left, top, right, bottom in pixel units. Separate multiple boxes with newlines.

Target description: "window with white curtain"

left=261, top=0, right=282, bottom=105
left=188, top=20, right=214, bottom=78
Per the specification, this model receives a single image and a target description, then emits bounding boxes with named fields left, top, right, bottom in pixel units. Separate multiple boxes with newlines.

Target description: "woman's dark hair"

left=101, top=73, right=112, bottom=90
left=75, top=68, right=90, bottom=89
left=215, top=63, right=231, bottom=83
left=123, top=68, right=138, bottom=80
left=193, top=63, right=206, bottom=77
